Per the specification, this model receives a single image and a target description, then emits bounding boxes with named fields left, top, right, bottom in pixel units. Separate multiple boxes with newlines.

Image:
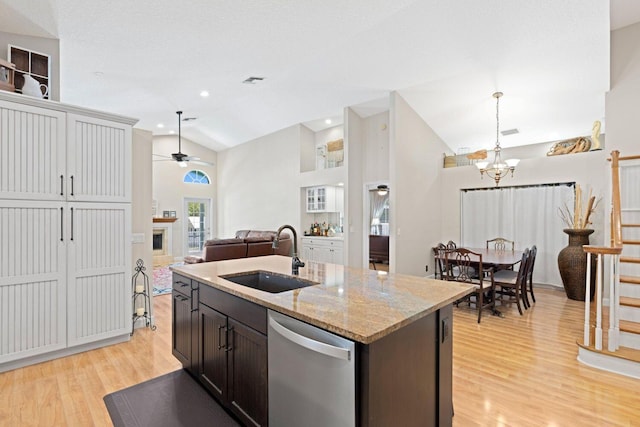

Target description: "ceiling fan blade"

left=188, top=159, right=215, bottom=167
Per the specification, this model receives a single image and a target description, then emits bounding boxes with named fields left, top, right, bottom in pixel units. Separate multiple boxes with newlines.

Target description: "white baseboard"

left=620, top=331, right=640, bottom=350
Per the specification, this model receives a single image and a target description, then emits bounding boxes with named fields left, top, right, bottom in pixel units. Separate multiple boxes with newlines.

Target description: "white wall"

left=152, top=135, right=217, bottom=259
left=346, top=108, right=365, bottom=267
left=132, top=129, right=154, bottom=269
left=390, top=92, right=450, bottom=277
left=608, top=22, right=640, bottom=156
left=216, top=124, right=301, bottom=239
left=132, top=129, right=153, bottom=319
left=362, top=112, right=390, bottom=183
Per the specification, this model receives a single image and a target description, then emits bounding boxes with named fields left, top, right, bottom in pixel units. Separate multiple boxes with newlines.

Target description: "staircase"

left=579, top=151, right=640, bottom=378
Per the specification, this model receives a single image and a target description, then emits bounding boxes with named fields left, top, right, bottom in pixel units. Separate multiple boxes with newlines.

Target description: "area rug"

left=152, top=262, right=183, bottom=296
left=104, top=369, right=241, bottom=427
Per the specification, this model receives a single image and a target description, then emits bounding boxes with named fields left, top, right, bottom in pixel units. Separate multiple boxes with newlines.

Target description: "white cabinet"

left=0, top=200, right=67, bottom=363
left=67, top=202, right=131, bottom=346
left=306, top=186, right=340, bottom=212
left=0, top=92, right=135, bottom=370
left=0, top=100, right=66, bottom=201
left=301, top=238, right=344, bottom=265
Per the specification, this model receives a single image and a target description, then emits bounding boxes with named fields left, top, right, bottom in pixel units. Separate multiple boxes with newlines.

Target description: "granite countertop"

left=172, top=255, right=473, bottom=344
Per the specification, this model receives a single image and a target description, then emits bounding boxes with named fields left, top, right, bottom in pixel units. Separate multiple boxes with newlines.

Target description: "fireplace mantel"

left=153, top=218, right=178, bottom=223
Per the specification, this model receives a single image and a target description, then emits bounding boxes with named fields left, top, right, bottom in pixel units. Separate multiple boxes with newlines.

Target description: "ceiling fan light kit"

left=476, top=92, right=520, bottom=186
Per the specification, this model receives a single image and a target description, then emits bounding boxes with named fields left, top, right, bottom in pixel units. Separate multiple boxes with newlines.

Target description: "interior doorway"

left=184, top=198, right=212, bottom=255
left=367, top=184, right=390, bottom=271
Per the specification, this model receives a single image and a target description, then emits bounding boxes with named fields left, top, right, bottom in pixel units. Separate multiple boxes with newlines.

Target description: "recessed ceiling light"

left=169, top=130, right=175, bottom=134
left=337, top=182, right=344, bottom=186
left=157, top=123, right=164, bottom=128
left=200, top=90, right=209, bottom=97
left=93, top=71, right=104, bottom=77
left=325, top=119, right=332, bottom=125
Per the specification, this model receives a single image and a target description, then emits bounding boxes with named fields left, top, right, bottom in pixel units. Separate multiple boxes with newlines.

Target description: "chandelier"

left=475, top=92, right=519, bottom=186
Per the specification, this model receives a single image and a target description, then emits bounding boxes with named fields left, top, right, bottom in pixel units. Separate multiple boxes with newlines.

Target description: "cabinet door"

left=66, top=114, right=131, bottom=203
left=0, top=200, right=67, bottom=363
left=306, top=187, right=316, bottom=212
left=199, top=303, right=228, bottom=401
left=314, top=245, right=333, bottom=263
left=227, top=318, right=268, bottom=427
left=316, top=187, right=326, bottom=211
left=331, top=246, right=344, bottom=265
left=172, top=290, right=192, bottom=368
left=302, top=242, right=313, bottom=260
left=0, top=101, right=66, bottom=201
left=66, top=202, right=131, bottom=346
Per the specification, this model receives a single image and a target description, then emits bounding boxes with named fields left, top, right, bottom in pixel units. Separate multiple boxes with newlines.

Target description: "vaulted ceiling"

left=1, top=1, right=639, bottom=153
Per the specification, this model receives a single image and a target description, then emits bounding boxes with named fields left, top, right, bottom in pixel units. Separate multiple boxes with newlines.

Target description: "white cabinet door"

left=302, top=242, right=313, bottom=260
left=331, top=246, right=344, bottom=265
left=0, top=200, right=67, bottom=363
left=0, top=101, right=66, bottom=201
left=66, top=114, right=132, bottom=203
left=66, top=202, right=131, bottom=346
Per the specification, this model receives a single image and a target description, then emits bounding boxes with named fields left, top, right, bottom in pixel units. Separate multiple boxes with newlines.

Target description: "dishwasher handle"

left=269, top=316, right=351, bottom=361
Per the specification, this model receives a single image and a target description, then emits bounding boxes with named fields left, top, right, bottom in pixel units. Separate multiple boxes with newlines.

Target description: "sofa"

left=184, top=230, right=292, bottom=264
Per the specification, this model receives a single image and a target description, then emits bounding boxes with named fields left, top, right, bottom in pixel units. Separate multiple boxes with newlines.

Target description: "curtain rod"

left=461, top=181, right=575, bottom=192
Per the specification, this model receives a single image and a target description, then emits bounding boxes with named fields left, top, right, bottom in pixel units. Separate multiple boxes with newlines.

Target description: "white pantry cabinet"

left=0, top=91, right=136, bottom=371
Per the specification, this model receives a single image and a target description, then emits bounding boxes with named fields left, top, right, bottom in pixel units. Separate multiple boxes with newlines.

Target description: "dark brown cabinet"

left=172, top=275, right=199, bottom=376
left=199, top=304, right=268, bottom=426
left=172, top=274, right=268, bottom=427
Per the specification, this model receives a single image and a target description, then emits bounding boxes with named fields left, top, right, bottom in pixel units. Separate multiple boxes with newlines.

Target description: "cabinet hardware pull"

left=60, top=207, right=64, bottom=241
left=225, top=326, right=234, bottom=352
left=60, top=175, right=64, bottom=196
left=178, top=281, right=189, bottom=287
left=70, top=175, right=74, bottom=196
left=218, top=325, right=225, bottom=350
left=70, top=207, right=74, bottom=241
left=190, top=287, right=199, bottom=312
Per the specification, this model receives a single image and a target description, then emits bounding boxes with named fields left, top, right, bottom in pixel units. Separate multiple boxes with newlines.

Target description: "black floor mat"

left=104, top=369, right=241, bottom=427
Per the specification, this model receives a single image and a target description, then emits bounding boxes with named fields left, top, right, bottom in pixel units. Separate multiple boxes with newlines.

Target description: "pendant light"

left=475, top=92, right=520, bottom=186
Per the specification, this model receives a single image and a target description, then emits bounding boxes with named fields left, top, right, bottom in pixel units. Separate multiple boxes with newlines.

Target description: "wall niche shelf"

left=8, top=45, right=51, bottom=99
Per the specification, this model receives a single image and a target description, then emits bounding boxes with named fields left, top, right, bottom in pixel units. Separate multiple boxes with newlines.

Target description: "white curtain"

left=370, top=192, right=389, bottom=235
left=461, top=183, right=575, bottom=286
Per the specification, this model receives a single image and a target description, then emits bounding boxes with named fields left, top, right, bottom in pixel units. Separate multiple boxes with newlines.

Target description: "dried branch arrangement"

left=559, top=184, right=600, bottom=229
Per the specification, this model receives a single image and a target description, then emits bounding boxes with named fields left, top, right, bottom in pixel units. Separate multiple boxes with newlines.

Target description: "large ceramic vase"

left=557, top=228, right=596, bottom=301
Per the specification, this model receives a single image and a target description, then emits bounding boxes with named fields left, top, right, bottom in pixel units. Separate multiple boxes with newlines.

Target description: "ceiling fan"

left=153, top=111, right=214, bottom=168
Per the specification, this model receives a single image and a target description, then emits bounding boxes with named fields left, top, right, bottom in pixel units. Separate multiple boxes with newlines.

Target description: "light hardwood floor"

left=1, top=288, right=639, bottom=426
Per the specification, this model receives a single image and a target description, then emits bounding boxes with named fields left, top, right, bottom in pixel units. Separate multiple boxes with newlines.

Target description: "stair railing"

left=583, top=150, right=623, bottom=351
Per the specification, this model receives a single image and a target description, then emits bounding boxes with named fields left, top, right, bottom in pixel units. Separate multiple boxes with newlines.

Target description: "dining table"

left=463, top=247, right=524, bottom=270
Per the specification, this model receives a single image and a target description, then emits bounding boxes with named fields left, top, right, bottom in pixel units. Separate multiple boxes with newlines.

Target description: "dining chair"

left=486, top=237, right=515, bottom=251
left=444, top=248, right=495, bottom=323
left=489, top=248, right=530, bottom=315
left=523, top=245, right=537, bottom=307
left=432, top=243, right=448, bottom=279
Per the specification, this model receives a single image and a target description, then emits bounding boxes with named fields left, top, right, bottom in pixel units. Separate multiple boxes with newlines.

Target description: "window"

left=184, top=170, right=210, bottom=184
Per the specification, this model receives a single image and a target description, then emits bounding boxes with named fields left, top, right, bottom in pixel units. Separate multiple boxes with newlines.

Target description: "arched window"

left=184, top=170, right=210, bottom=184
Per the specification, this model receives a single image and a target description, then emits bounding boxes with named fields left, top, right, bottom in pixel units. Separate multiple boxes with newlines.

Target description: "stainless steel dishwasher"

left=268, top=310, right=355, bottom=427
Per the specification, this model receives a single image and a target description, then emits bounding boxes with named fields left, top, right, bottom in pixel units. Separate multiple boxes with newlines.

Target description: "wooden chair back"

left=486, top=237, right=515, bottom=251
left=444, top=248, right=482, bottom=283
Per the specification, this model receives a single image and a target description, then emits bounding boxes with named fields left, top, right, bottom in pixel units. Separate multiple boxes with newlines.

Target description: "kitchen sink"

left=220, top=271, right=318, bottom=293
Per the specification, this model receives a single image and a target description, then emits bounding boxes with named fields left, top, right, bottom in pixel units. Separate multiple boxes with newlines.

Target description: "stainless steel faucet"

left=273, top=224, right=305, bottom=275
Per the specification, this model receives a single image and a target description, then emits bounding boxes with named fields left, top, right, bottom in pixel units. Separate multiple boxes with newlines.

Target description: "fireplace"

left=153, top=231, right=164, bottom=252
left=152, top=218, right=175, bottom=265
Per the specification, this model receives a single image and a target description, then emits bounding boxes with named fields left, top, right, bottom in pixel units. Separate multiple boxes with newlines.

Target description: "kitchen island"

left=171, top=255, right=473, bottom=427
